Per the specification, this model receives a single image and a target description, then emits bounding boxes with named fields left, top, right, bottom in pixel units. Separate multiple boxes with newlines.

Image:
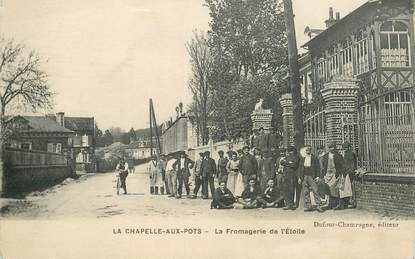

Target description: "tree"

left=283, top=0, right=304, bottom=149
left=103, top=130, right=114, bottom=146
left=186, top=30, right=214, bottom=145
left=0, top=37, right=53, bottom=118
left=203, top=0, right=288, bottom=140
left=0, top=37, right=53, bottom=196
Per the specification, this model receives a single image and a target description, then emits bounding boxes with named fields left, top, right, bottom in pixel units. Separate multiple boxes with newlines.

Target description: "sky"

left=1, top=0, right=366, bottom=131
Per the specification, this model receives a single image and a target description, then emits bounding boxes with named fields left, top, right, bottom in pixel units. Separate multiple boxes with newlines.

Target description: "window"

left=47, top=143, right=54, bottom=153
left=380, top=21, right=410, bottom=67
left=47, top=143, right=62, bottom=153
left=56, top=143, right=62, bottom=153
left=384, top=91, right=412, bottom=126
left=81, top=135, right=89, bottom=147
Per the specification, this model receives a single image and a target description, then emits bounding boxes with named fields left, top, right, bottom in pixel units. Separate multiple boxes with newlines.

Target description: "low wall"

left=354, top=173, right=415, bottom=217
left=3, top=148, right=72, bottom=198
left=4, top=163, right=72, bottom=197
left=188, top=140, right=245, bottom=161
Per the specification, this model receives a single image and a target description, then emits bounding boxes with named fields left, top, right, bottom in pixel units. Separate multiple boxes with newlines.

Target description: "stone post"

left=250, top=110, right=273, bottom=133
left=321, top=77, right=359, bottom=149
left=279, top=93, right=294, bottom=148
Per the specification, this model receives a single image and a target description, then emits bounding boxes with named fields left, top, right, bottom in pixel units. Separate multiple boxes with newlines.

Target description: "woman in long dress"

left=226, top=152, right=239, bottom=194
left=148, top=155, right=165, bottom=195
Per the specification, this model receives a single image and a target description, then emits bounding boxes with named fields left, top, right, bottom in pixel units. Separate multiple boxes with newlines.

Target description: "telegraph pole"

left=283, top=0, right=304, bottom=149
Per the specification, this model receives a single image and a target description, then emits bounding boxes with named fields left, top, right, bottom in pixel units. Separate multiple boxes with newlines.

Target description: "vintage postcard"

left=0, top=0, right=414, bottom=258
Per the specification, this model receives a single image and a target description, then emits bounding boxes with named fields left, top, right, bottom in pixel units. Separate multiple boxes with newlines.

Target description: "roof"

left=64, top=117, right=94, bottom=132
left=125, top=141, right=151, bottom=149
left=303, top=1, right=376, bottom=48
left=10, top=116, right=73, bottom=133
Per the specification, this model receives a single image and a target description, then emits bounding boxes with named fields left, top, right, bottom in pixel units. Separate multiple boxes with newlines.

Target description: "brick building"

left=281, top=0, right=415, bottom=216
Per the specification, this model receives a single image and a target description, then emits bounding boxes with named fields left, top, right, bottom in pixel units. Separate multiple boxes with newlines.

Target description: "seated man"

left=211, top=180, right=235, bottom=209
left=237, top=176, right=260, bottom=209
left=257, top=178, right=283, bottom=208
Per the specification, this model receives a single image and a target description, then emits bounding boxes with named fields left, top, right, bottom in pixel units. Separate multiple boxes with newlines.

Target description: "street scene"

left=1, top=164, right=385, bottom=220
left=1, top=0, right=415, bottom=258
left=1, top=0, right=414, bottom=220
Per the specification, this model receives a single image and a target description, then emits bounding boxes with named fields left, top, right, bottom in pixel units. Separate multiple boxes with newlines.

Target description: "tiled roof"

left=64, top=117, right=94, bottom=132
left=16, top=116, right=73, bottom=133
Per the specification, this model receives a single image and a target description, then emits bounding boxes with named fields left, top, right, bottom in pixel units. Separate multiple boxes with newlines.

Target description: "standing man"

left=159, top=154, right=169, bottom=195
left=342, top=142, right=357, bottom=208
left=217, top=150, right=229, bottom=183
left=255, top=127, right=270, bottom=154
left=238, top=146, right=258, bottom=188
left=281, top=146, right=299, bottom=210
left=165, top=153, right=178, bottom=198
left=201, top=151, right=216, bottom=199
left=320, top=143, right=344, bottom=210
left=191, top=152, right=205, bottom=199
left=115, top=158, right=129, bottom=195
left=173, top=152, right=194, bottom=198
left=275, top=148, right=286, bottom=208
left=298, top=146, right=324, bottom=212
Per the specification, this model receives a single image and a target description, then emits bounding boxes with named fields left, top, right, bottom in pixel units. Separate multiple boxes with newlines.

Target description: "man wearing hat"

left=115, top=158, right=129, bottom=194
left=342, top=142, right=357, bottom=208
left=280, top=146, right=299, bottom=210
left=298, top=145, right=324, bottom=212
left=201, top=151, right=217, bottom=199
left=173, top=152, right=194, bottom=198
left=320, top=143, right=344, bottom=209
left=217, top=150, right=229, bottom=183
left=238, top=145, right=258, bottom=188
left=165, top=153, right=178, bottom=197
left=191, top=152, right=205, bottom=199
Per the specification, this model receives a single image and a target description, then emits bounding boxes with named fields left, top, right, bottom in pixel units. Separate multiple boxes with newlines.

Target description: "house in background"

left=5, top=115, right=73, bottom=152
left=50, top=112, right=96, bottom=172
left=125, top=141, right=157, bottom=159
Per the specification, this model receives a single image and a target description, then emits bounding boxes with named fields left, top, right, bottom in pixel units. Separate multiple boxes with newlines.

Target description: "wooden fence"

left=4, top=147, right=67, bottom=167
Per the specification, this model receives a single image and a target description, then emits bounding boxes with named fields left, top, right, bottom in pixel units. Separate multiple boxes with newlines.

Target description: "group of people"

left=141, top=133, right=357, bottom=212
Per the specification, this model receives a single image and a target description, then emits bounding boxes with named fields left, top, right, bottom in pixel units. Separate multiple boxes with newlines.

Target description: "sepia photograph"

left=0, top=0, right=414, bottom=258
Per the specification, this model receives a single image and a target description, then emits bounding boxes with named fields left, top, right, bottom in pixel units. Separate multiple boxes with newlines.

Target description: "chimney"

left=56, top=112, right=65, bottom=127
left=336, top=12, right=340, bottom=20
left=324, top=7, right=337, bottom=28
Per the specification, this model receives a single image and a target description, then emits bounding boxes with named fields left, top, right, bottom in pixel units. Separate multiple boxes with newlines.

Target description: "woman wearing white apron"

left=148, top=155, right=165, bottom=195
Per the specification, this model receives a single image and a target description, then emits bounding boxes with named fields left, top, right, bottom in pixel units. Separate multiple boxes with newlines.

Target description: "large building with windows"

left=286, top=0, right=415, bottom=216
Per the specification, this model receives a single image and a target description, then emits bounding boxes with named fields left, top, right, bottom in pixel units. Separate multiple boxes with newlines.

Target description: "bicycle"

left=114, top=173, right=121, bottom=195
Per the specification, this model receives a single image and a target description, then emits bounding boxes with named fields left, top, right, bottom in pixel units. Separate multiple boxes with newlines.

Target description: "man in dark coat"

left=281, top=146, right=299, bottom=210
left=211, top=179, right=235, bottom=209
left=237, top=176, right=260, bottom=209
left=217, top=150, right=229, bottom=182
left=257, top=178, right=283, bottom=208
left=173, top=152, right=194, bottom=198
left=201, top=151, right=216, bottom=199
left=342, top=142, right=357, bottom=208
left=320, top=143, right=344, bottom=209
left=238, top=146, right=258, bottom=187
left=298, top=146, right=324, bottom=212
